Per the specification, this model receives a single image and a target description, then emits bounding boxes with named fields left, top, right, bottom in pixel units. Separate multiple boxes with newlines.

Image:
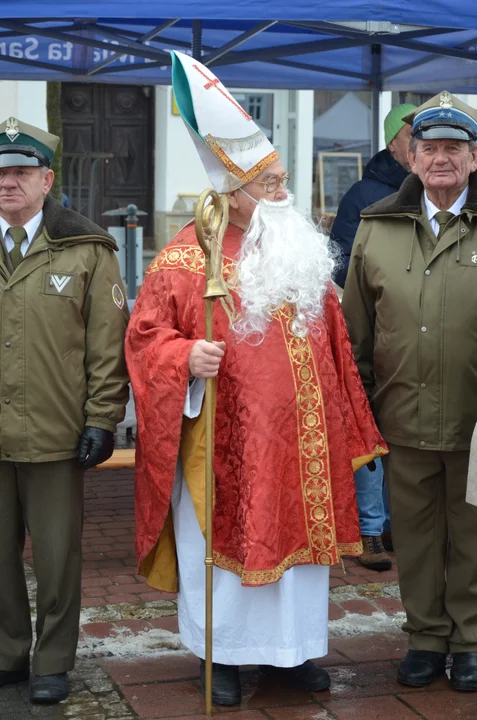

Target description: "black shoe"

left=30, top=672, right=69, bottom=704
left=0, top=668, right=29, bottom=687
left=397, top=650, right=447, bottom=687
left=199, top=660, right=241, bottom=706
left=259, top=660, right=331, bottom=692
left=451, top=652, right=477, bottom=692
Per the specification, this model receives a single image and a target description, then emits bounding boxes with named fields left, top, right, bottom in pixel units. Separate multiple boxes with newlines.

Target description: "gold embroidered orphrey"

left=439, top=91, right=453, bottom=109
left=277, top=305, right=363, bottom=566
left=147, top=244, right=236, bottom=283
left=5, top=117, right=20, bottom=143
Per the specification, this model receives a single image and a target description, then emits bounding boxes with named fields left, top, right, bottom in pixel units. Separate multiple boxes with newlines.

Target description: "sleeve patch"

left=112, top=284, right=125, bottom=309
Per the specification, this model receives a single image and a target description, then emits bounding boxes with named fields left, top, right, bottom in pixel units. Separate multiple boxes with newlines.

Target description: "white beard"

left=232, top=194, right=336, bottom=343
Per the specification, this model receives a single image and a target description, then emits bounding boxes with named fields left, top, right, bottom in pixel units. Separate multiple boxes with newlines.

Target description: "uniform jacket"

left=342, top=171, right=477, bottom=452
left=0, top=195, right=129, bottom=462
left=332, top=149, right=409, bottom=288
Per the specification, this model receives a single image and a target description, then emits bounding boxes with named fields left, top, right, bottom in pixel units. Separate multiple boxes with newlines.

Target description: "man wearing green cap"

left=331, top=103, right=416, bottom=573
left=332, top=102, right=415, bottom=288
left=0, top=117, right=129, bottom=704
left=342, top=92, right=477, bottom=692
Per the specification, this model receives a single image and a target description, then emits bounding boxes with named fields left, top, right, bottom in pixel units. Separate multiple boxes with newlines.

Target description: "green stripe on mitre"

left=171, top=52, right=202, bottom=140
left=0, top=131, right=55, bottom=163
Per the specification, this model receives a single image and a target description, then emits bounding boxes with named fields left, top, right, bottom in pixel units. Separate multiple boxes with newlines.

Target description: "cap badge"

left=5, top=117, right=20, bottom=143
left=439, top=91, right=453, bottom=109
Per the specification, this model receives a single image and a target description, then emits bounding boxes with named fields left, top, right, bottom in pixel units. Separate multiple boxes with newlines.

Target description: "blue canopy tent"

left=0, top=1, right=477, bottom=152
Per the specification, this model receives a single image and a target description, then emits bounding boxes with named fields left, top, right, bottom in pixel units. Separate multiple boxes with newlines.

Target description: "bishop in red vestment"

left=125, top=50, right=388, bottom=706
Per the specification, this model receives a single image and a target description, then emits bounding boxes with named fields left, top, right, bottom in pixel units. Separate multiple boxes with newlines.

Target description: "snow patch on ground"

left=329, top=610, right=405, bottom=638
left=329, top=581, right=401, bottom=603
left=74, top=609, right=406, bottom=662
left=327, top=666, right=357, bottom=694
left=78, top=626, right=187, bottom=660
left=80, top=600, right=177, bottom=625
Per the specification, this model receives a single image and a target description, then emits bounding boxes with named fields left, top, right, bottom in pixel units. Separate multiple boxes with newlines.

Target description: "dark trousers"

left=0, top=459, right=84, bottom=674
left=383, top=445, right=477, bottom=654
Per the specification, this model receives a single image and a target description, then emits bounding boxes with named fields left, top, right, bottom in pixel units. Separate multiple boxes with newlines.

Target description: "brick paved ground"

left=103, top=634, right=471, bottom=720
left=9, top=468, right=471, bottom=719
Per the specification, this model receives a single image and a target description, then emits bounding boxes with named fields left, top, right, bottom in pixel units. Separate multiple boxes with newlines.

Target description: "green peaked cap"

left=0, top=117, right=59, bottom=168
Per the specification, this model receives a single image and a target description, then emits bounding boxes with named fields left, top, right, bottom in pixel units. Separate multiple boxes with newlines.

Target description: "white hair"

left=232, top=194, right=336, bottom=344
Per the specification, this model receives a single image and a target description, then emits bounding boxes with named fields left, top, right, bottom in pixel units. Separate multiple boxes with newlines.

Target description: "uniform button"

left=4, top=452, right=10, bottom=457
left=4, top=398, right=10, bottom=404
left=425, top=269, right=431, bottom=276
left=420, top=441, right=426, bottom=447
left=5, top=341, right=11, bottom=348
left=420, top=383, right=427, bottom=389
left=421, top=326, right=427, bottom=333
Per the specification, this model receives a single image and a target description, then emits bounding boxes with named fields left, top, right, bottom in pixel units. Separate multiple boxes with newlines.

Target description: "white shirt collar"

left=424, top=186, right=468, bottom=222
left=0, top=209, right=43, bottom=252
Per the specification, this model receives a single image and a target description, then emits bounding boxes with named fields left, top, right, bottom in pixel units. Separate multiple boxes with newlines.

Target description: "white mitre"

left=171, top=50, right=278, bottom=193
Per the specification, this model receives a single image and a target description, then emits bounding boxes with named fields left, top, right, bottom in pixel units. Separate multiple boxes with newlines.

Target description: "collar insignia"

left=439, top=91, right=453, bottom=109
left=5, top=117, right=20, bottom=143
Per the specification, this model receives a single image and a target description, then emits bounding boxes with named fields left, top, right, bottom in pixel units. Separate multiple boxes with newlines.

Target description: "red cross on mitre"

left=192, top=64, right=251, bottom=120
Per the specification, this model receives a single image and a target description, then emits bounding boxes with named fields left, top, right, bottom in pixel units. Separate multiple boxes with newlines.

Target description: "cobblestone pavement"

left=3, top=468, right=434, bottom=719
left=0, top=659, right=137, bottom=719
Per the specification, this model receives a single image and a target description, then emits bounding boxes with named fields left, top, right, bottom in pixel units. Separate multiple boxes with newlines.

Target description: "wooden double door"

left=61, top=83, right=154, bottom=244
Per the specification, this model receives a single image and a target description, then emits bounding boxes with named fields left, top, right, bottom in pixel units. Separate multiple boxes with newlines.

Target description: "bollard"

left=126, top=204, right=138, bottom=299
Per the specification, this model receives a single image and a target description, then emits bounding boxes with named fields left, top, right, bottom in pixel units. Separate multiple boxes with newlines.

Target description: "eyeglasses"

left=251, top=173, right=291, bottom=193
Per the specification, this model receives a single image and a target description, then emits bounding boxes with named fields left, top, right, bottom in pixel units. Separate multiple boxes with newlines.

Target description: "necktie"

left=434, top=211, right=454, bottom=239
left=8, top=226, right=27, bottom=270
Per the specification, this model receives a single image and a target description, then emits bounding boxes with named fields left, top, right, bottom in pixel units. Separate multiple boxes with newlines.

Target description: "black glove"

left=77, top=427, right=114, bottom=470
left=366, top=460, right=377, bottom=472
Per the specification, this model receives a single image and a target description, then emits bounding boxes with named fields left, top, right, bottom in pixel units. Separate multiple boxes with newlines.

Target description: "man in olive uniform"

left=0, top=118, right=129, bottom=703
left=342, top=92, right=477, bottom=692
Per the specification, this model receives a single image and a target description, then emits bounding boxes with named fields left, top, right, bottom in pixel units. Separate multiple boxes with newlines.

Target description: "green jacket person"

left=342, top=92, right=477, bottom=693
left=0, top=117, right=129, bottom=704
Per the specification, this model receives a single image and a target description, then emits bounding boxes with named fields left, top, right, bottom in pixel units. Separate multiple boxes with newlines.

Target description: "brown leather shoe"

left=359, top=535, right=392, bottom=571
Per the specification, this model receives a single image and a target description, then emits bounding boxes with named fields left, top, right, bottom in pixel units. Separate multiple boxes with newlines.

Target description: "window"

left=231, top=92, right=274, bottom=140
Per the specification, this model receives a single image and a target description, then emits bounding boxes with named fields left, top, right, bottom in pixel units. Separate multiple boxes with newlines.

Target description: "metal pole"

left=88, top=157, right=101, bottom=220
left=192, top=19, right=203, bottom=60
left=371, top=44, right=382, bottom=156
left=68, top=156, right=76, bottom=211
left=77, top=155, right=86, bottom=214
left=126, top=204, right=138, bottom=299
left=204, top=290, right=214, bottom=718
left=195, top=190, right=229, bottom=717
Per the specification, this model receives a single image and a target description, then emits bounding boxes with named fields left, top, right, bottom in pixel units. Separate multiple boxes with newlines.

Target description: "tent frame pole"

left=371, top=44, right=382, bottom=156
left=192, top=20, right=203, bottom=60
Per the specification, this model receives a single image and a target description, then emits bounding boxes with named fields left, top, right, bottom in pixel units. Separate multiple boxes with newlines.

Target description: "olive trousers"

left=383, top=445, right=477, bottom=654
left=0, top=459, right=84, bottom=675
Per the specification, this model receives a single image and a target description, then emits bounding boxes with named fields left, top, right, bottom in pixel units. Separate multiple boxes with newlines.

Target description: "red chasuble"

left=126, top=222, right=387, bottom=588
